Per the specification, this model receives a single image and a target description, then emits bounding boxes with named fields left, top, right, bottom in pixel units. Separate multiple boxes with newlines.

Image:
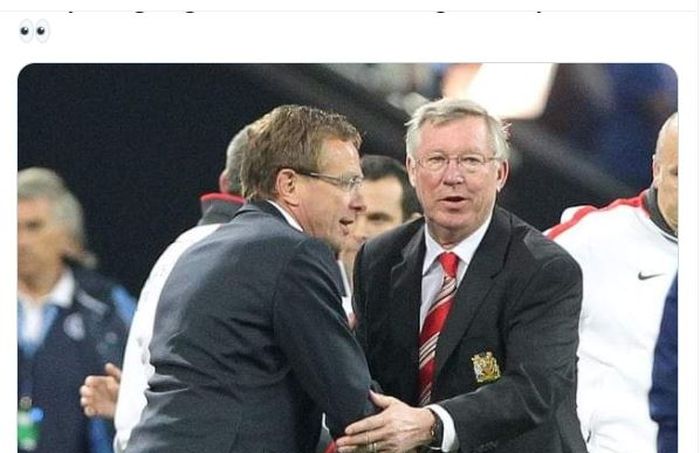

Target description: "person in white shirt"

left=79, top=122, right=256, bottom=452
left=547, top=112, right=678, bottom=453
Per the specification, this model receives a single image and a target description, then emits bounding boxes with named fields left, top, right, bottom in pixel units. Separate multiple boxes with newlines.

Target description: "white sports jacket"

left=547, top=190, right=677, bottom=453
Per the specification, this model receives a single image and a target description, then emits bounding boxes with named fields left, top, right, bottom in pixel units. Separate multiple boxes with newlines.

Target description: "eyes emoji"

left=20, top=19, right=50, bottom=43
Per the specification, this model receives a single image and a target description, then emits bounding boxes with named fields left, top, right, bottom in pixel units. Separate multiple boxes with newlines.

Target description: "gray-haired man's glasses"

left=416, top=153, right=500, bottom=173
left=296, top=170, right=364, bottom=192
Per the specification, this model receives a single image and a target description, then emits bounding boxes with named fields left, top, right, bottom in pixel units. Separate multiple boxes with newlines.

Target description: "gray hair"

left=405, top=98, right=511, bottom=160
left=224, top=125, right=253, bottom=195
left=18, top=167, right=93, bottom=266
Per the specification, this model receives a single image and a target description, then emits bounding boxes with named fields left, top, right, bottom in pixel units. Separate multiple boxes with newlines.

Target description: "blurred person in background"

left=321, top=154, right=421, bottom=453
left=547, top=112, right=678, bottom=453
left=80, top=121, right=258, bottom=452
left=18, top=167, right=135, bottom=453
left=542, top=63, right=677, bottom=190
left=338, top=154, right=422, bottom=292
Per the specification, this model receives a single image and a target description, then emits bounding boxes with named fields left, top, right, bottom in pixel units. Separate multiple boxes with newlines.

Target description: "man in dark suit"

left=336, top=98, right=586, bottom=453
left=126, top=105, right=376, bottom=453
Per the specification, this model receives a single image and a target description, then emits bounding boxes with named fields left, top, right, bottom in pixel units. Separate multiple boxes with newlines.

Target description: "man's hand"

left=79, top=362, right=122, bottom=419
left=335, top=391, right=434, bottom=453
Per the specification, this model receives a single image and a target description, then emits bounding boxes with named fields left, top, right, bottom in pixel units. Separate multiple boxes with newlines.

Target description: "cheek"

left=414, top=177, right=439, bottom=199
left=327, top=194, right=346, bottom=219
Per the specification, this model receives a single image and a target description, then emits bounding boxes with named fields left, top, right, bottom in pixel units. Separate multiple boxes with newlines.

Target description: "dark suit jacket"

left=354, top=206, right=587, bottom=453
left=127, top=202, right=375, bottom=453
left=650, top=274, right=678, bottom=453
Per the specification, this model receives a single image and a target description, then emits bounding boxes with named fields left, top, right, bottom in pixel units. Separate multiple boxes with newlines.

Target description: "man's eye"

left=23, top=221, right=44, bottom=232
left=461, top=156, right=483, bottom=165
left=428, top=156, right=446, bottom=164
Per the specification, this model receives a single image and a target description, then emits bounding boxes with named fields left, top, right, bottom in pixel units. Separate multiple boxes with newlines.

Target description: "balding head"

left=652, top=112, right=678, bottom=233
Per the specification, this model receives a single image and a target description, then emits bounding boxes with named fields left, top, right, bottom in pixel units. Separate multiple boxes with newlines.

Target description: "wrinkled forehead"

left=417, top=116, right=491, bottom=151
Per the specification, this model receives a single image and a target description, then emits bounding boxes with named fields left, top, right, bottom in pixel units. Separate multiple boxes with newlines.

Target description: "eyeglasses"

left=296, top=170, right=364, bottom=192
left=415, top=153, right=500, bottom=173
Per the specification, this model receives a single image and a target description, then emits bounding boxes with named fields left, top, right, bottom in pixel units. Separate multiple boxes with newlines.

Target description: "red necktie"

left=418, top=251, right=459, bottom=406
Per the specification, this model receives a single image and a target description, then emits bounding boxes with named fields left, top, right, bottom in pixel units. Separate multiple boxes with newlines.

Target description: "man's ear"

left=275, top=169, right=301, bottom=207
left=406, top=156, right=417, bottom=187
left=496, top=160, right=509, bottom=193
left=651, top=154, right=661, bottom=189
left=218, top=170, right=230, bottom=193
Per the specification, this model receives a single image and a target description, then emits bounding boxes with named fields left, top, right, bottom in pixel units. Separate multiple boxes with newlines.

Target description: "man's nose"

left=442, top=160, right=465, bottom=185
left=349, top=189, right=366, bottom=213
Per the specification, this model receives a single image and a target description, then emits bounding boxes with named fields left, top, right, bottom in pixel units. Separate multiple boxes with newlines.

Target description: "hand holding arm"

left=336, top=391, right=434, bottom=453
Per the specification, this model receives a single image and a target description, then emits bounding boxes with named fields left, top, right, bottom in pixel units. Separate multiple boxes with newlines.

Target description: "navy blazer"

left=127, top=202, right=375, bottom=453
left=354, top=206, right=587, bottom=453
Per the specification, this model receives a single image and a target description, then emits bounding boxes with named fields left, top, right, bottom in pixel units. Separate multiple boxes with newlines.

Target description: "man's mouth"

left=339, top=218, right=354, bottom=234
left=440, top=195, right=467, bottom=204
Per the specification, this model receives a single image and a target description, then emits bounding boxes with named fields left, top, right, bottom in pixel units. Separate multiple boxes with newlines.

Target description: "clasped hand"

left=335, top=391, right=435, bottom=453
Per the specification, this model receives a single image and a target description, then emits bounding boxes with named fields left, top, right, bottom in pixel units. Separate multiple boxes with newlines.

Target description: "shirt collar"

left=18, top=268, right=75, bottom=309
left=422, top=211, right=493, bottom=275
left=643, top=187, right=677, bottom=240
left=266, top=200, right=303, bottom=232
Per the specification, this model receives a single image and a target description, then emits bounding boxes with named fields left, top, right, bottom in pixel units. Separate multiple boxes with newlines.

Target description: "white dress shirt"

left=421, top=213, right=492, bottom=452
left=18, top=269, right=75, bottom=346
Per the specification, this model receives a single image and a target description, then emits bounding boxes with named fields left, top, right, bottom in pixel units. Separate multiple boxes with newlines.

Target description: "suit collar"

left=236, top=200, right=288, bottom=222
left=434, top=206, right=511, bottom=379
left=265, top=200, right=303, bottom=231
left=387, top=222, right=426, bottom=403
left=422, top=210, right=493, bottom=279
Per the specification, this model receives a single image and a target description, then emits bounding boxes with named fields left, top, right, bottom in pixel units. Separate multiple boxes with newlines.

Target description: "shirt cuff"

left=426, top=404, right=459, bottom=451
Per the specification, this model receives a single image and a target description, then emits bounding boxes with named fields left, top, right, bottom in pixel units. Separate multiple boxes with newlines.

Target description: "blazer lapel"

left=388, top=225, right=425, bottom=401
left=434, top=207, right=511, bottom=379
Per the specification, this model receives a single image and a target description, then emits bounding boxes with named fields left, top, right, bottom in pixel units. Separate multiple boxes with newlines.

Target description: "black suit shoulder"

left=496, top=208, right=580, bottom=273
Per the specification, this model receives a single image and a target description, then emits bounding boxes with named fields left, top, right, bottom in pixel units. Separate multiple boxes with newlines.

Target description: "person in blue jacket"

left=18, top=167, right=134, bottom=453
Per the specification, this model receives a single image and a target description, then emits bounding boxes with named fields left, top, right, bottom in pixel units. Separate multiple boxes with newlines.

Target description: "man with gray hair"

left=337, top=98, right=586, bottom=453
left=18, top=167, right=135, bottom=453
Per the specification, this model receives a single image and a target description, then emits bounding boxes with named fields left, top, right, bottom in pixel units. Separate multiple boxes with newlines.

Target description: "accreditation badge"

left=471, top=351, right=501, bottom=383
left=18, top=397, right=43, bottom=451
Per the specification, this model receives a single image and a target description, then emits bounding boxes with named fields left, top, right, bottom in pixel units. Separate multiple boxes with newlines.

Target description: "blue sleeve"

left=111, top=285, right=136, bottom=325
left=88, top=418, right=114, bottom=453
left=649, top=275, right=678, bottom=427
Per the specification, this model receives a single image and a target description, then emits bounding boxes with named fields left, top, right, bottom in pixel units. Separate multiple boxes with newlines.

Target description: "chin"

left=322, top=237, right=343, bottom=255
left=434, top=212, right=474, bottom=228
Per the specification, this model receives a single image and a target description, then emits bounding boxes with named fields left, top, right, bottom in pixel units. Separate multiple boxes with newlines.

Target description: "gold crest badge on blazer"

left=471, top=351, right=501, bottom=383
